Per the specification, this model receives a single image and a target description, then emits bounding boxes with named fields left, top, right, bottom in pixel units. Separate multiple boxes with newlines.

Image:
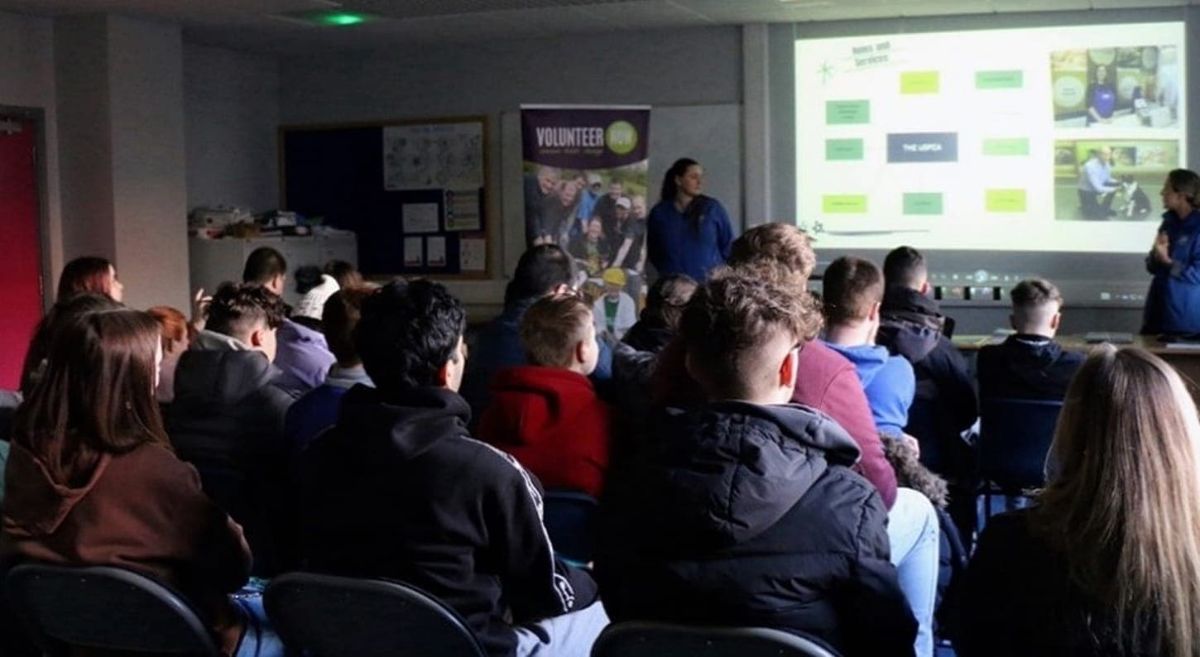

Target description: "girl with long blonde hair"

left=959, top=345, right=1200, bottom=657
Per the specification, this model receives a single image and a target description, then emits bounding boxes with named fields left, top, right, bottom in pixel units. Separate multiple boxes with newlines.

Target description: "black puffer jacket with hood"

left=595, top=401, right=916, bottom=657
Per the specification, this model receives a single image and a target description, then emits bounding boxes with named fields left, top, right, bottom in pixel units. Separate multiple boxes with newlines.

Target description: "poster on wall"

left=521, top=105, right=651, bottom=340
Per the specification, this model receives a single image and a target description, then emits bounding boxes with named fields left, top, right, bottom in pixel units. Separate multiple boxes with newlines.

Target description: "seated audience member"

left=20, top=257, right=124, bottom=395
left=822, top=255, right=939, bottom=656
left=147, top=305, right=194, bottom=405
left=878, top=246, right=978, bottom=542
left=822, top=256, right=916, bottom=437
left=977, top=278, right=1084, bottom=401
left=284, top=287, right=375, bottom=457
left=168, top=284, right=294, bottom=575
left=242, top=247, right=335, bottom=397
left=0, top=309, right=282, bottom=657
left=290, top=266, right=340, bottom=332
left=324, top=259, right=364, bottom=290
left=622, top=273, right=697, bottom=354
left=298, top=280, right=607, bottom=657
left=652, top=222, right=899, bottom=509
left=597, top=272, right=917, bottom=657
left=461, top=244, right=611, bottom=423
left=592, top=268, right=636, bottom=340
left=568, top=217, right=610, bottom=276
left=479, top=294, right=612, bottom=497
left=20, top=293, right=123, bottom=396
left=957, top=346, right=1200, bottom=657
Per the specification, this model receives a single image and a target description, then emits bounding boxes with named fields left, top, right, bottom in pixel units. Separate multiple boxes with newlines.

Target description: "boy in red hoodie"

left=479, top=293, right=612, bottom=497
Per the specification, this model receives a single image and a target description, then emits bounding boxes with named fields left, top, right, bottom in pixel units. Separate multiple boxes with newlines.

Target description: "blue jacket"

left=646, top=196, right=733, bottom=281
left=1146, top=209, right=1200, bottom=335
left=284, top=365, right=374, bottom=457
left=825, top=341, right=915, bottom=437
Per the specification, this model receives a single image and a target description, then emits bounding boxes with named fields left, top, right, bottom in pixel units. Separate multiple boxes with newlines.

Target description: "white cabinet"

left=189, top=233, right=358, bottom=306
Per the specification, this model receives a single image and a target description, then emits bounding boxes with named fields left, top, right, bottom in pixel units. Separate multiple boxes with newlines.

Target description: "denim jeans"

left=513, top=601, right=610, bottom=657
left=232, top=592, right=287, bottom=657
left=887, top=487, right=940, bottom=657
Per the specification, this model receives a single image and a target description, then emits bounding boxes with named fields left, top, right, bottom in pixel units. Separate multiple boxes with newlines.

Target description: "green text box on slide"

left=903, top=193, right=943, bottom=215
left=982, top=138, right=1030, bottom=156
left=823, top=195, right=868, bottom=213
left=975, top=70, right=1024, bottom=90
left=826, top=100, right=870, bottom=125
left=825, top=139, right=865, bottom=161
left=985, top=189, right=1027, bottom=213
left=900, top=71, right=940, bottom=94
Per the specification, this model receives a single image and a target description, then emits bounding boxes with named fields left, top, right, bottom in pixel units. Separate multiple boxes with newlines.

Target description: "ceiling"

left=0, top=0, right=1196, bottom=53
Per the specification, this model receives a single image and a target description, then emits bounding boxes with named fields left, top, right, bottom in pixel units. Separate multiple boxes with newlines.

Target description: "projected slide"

left=795, top=23, right=1186, bottom=253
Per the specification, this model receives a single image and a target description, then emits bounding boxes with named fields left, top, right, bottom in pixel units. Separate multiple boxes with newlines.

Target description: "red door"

left=0, top=116, right=44, bottom=390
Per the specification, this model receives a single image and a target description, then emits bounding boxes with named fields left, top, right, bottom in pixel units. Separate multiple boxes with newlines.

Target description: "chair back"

left=4, top=563, right=219, bottom=656
left=592, top=622, right=840, bottom=657
left=264, top=572, right=486, bottom=657
left=979, top=397, right=1063, bottom=493
left=543, top=489, right=599, bottom=564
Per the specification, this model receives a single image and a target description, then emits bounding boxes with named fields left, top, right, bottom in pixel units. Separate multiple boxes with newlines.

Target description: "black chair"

left=978, top=397, right=1064, bottom=517
left=543, top=489, right=599, bottom=564
left=264, top=572, right=486, bottom=657
left=4, top=563, right=220, bottom=656
left=592, top=622, right=841, bottom=657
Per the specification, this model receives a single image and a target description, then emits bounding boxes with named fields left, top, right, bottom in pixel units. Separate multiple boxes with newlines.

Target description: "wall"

left=184, top=44, right=279, bottom=212
left=279, top=25, right=742, bottom=311
left=0, top=10, right=63, bottom=296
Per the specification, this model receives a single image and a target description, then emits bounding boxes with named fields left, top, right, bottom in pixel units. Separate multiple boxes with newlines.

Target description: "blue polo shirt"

left=646, top=196, right=733, bottom=281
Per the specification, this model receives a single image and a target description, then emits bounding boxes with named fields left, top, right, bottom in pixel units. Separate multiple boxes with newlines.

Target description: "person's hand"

left=190, top=287, right=211, bottom=332
left=1153, top=231, right=1172, bottom=266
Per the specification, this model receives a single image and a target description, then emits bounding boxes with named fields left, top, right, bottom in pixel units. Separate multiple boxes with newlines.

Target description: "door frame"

left=0, top=105, right=50, bottom=311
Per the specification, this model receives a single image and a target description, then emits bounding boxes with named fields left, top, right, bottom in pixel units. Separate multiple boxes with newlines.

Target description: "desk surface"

left=952, top=334, right=1200, bottom=357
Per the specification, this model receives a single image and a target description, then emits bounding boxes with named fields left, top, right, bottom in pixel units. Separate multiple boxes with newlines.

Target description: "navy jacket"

left=297, top=385, right=597, bottom=657
left=1144, top=209, right=1200, bottom=335
left=877, top=286, right=978, bottom=435
left=596, top=402, right=916, bottom=657
left=977, top=335, right=1084, bottom=402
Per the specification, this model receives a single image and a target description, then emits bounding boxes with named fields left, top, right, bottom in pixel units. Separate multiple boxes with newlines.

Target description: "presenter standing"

left=647, top=158, right=733, bottom=281
left=1143, top=169, right=1200, bottom=335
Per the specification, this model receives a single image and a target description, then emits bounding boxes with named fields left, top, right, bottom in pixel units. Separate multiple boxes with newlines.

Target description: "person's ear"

left=574, top=339, right=587, bottom=365
left=869, top=300, right=882, bottom=322
left=551, top=283, right=571, bottom=296
left=778, top=347, right=798, bottom=390
left=249, top=327, right=266, bottom=348
left=1050, top=312, right=1062, bottom=331
left=920, top=280, right=931, bottom=295
left=436, top=360, right=452, bottom=387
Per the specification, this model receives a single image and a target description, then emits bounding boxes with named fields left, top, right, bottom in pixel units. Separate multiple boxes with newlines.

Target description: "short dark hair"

left=355, top=279, right=466, bottom=391
left=641, top=274, right=698, bottom=332
left=505, top=245, right=575, bottom=306
left=680, top=271, right=820, bottom=399
left=822, top=256, right=884, bottom=325
left=206, top=284, right=287, bottom=340
left=324, top=260, right=364, bottom=289
left=883, top=246, right=926, bottom=290
left=293, top=265, right=324, bottom=295
left=242, top=247, right=288, bottom=285
left=1011, top=278, right=1063, bottom=309
left=520, top=294, right=592, bottom=368
left=1166, top=169, right=1200, bottom=206
left=323, top=286, right=374, bottom=366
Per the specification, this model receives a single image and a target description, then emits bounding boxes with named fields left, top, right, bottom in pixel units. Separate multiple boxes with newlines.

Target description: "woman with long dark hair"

left=56, top=256, right=124, bottom=302
left=646, top=158, right=733, bottom=281
left=958, top=346, right=1200, bottom=656
left=0, top=309, right=283, bottom=657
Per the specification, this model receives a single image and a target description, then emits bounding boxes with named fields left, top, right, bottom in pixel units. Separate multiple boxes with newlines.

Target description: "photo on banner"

left=521, top=105, right=651, bottom=340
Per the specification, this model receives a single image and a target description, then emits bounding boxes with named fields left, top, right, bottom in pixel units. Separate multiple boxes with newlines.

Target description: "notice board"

left=281, top=116, right=490, bottom=278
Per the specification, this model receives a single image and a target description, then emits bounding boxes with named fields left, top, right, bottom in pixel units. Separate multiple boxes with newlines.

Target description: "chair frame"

left=264, top=571, right=487, bottom=657
left=591, top=621, right=841, bottom=657
left=977, top=397, right=1064, bottom=520
left=4, top=563, right=220, bottom=657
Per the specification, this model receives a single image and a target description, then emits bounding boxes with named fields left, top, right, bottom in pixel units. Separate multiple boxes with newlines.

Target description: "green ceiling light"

left=318, top=11, right=369, bottom=27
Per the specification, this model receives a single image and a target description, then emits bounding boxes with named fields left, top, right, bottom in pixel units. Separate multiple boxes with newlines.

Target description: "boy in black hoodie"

left=297, top=280, right=605, bottom=657
left=977, top=278, right=1084, bottom=401
left=596, top=271, right=917, bottom=657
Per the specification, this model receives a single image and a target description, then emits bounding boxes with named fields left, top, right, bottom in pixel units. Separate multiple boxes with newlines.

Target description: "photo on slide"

left=1055, top=139, right=1177, bottom=221
left=1051, top=45, right=1180, bottom=128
